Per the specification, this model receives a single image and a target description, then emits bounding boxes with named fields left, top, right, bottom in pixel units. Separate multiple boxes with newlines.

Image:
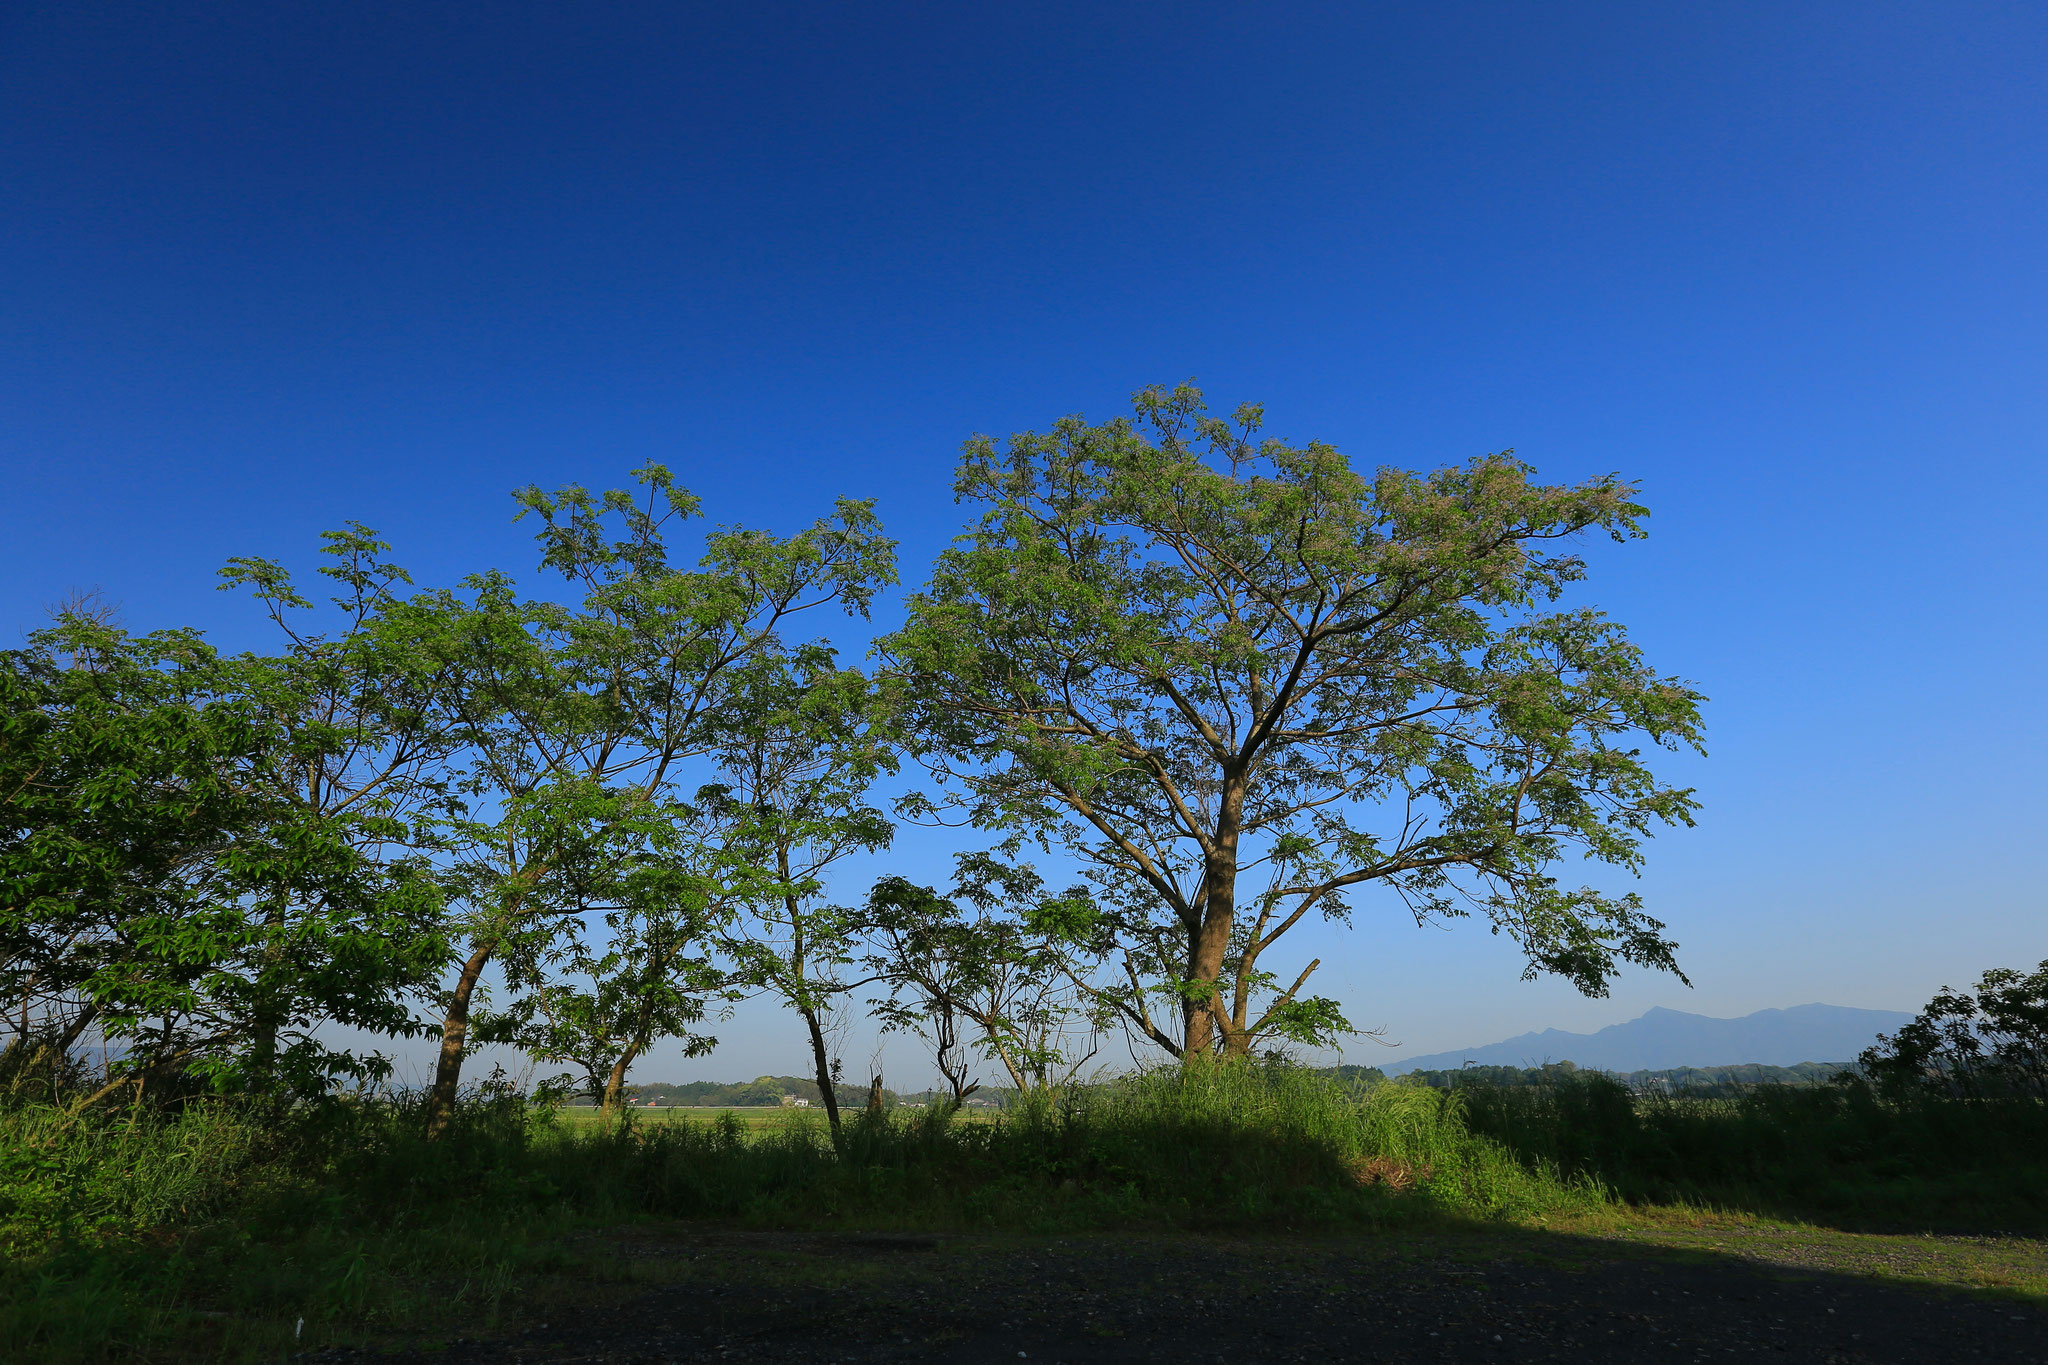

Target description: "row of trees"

left=1, top=384, right=1706, bottom=1139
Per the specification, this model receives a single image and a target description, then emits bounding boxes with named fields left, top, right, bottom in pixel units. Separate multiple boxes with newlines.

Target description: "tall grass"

left=0, top=1098, right=579, bottom=1364
left=1453, top=1071, right=2048, bottom=1230
left=354, top=1061, right=1601, bottom=1230
left=0, top=1102, right=273, bottom=1248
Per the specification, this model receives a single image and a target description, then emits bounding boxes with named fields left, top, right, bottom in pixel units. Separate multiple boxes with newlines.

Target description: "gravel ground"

left=303, top=1227, right=2047, bottom=1364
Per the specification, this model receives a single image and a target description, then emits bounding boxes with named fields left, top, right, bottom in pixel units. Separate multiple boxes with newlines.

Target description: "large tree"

left=216, top=524, right=468, bottom=1089
left=883, top=384, right=1704, bottom=1060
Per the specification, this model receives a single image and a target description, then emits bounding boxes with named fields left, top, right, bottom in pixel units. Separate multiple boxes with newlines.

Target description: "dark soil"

left=304, top=1227, right=2046, bottom=1364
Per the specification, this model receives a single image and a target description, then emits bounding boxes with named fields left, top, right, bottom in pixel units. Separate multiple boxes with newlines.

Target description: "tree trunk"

left=988, top=1035, right=1030, bottom=1095
left=866, top=1073, right=885, bottom=1116
left=424, top=939, right=495, bottom=1139
left=802, top=1003, right=842, bottom=1143
left=600, top=1040, right=642, bottom=1117
left=247, top=894, right=290, bottom=1089
left=1183, top=776, right=1245, bottom=1058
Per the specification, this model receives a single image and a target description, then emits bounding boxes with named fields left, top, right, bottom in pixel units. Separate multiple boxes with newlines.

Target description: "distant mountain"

left=1381, top=1004, right=1913, bottom=1075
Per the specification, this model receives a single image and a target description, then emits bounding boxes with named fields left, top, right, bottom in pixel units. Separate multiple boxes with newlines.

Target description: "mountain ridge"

left=1379, top=1003, right=1912, bottom=1075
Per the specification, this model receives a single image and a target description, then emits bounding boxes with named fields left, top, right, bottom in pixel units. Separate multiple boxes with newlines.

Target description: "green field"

left=559, top=1104, right=800, bottom=1127
left=557, top=1104, right=1001, bottom=1128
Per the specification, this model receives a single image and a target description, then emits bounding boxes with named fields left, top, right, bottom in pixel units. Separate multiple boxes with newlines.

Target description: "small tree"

left=885, top=384, right=1704, bottom=1060
left=866, top=878, right=982, bottom=1109
left=867, top=864, right=1101, bottom=1100
left=708, top=652, right=896, bottom=1144
left=1861, top=962, right=2048, bottom=1101
left=500, top=816, right=731, bottom=1114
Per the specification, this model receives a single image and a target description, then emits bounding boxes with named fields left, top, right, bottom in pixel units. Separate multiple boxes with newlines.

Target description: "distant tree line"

left=2, top=383, right=1711, bottom=1143
left=1386, top=1000, right=2048, bottom=1103
left=1394, top=1059, right=1852, bottom=1097
left=576, top=1075, right=890, bottom=1109
left=612, top=1057, right=1915, bottom=1107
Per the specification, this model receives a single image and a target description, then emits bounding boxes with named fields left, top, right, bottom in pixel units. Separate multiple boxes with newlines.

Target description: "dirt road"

left=303, top=1226, right=2045, bottom=1364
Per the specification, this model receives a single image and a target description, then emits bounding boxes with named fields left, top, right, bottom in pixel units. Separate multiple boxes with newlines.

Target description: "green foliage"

left=0, top=1093, right=570, bottom=1364
left=378, top=463, right=894, bottom=1126
left=6, top=399, right=1712, bottom=1139
left=0, top=604, right=444, bottom=1106
left=10, top=1060, right=2048, bottom=1361
left=865, top=865, right=1103, bottom=1100
left=702, top=645, right=899, bottom=1135
left=0, top=1064, right=1576, bottom=1260
left=0, top=1065, right=1592, bottom=1361
left=504, top=872, right=728, bottom=1107
left=0, top=1103, right=274, bottom=1251
left=1321, top=1063, right=1389, bottom=1093
left=884, top=382, right=1703, bottom=1059
left=1860, top=960, right=2048, bottom=1100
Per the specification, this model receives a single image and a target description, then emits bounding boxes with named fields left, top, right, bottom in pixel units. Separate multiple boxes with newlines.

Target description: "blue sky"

left=3, top=3, right=2043, bottom=1081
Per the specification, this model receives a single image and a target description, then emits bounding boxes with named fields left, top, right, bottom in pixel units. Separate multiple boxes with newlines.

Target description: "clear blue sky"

left=4, top=3, right=2042, bottom=1080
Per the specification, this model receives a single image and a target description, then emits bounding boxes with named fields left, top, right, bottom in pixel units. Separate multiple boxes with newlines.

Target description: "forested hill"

left=1395, top=1060, right=1851, bottom=1096
left=1383, top=1004, right=1911, bottom=1074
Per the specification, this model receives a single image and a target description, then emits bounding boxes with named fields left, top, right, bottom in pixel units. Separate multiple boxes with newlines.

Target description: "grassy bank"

left=3, top=1065, right=2043, bottom=1362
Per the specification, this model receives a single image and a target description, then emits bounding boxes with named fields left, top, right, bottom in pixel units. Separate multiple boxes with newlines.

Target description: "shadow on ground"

left=299, top=1221, right=2047, bottom=1364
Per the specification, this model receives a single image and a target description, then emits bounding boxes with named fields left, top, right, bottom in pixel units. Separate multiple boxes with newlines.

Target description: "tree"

left=1860, top=961, right=2048, bottom=1101
left=399, top=465, right=892, bottom=1137
left=500, top=812, right=731, bottom=1114
left=866, top=865, right=1101, bottom=1101
left=0, top=608, right=442, bottom=1107
left=708, top=651, right=896, bottom=1143
left=884, top=383, right=1704, bottom=1060
left=215, top=524, right=467, bottom=1089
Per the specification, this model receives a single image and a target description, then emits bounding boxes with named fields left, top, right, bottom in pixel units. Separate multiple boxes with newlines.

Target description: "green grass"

left=3, top=1064, right=2044, bottom=1362
left=1449, top=1071, right=2048, bottom=1230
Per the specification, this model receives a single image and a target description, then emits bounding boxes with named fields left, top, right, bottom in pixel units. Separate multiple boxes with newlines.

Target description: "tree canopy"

left=883, top=383, right=1704, bottom=1058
